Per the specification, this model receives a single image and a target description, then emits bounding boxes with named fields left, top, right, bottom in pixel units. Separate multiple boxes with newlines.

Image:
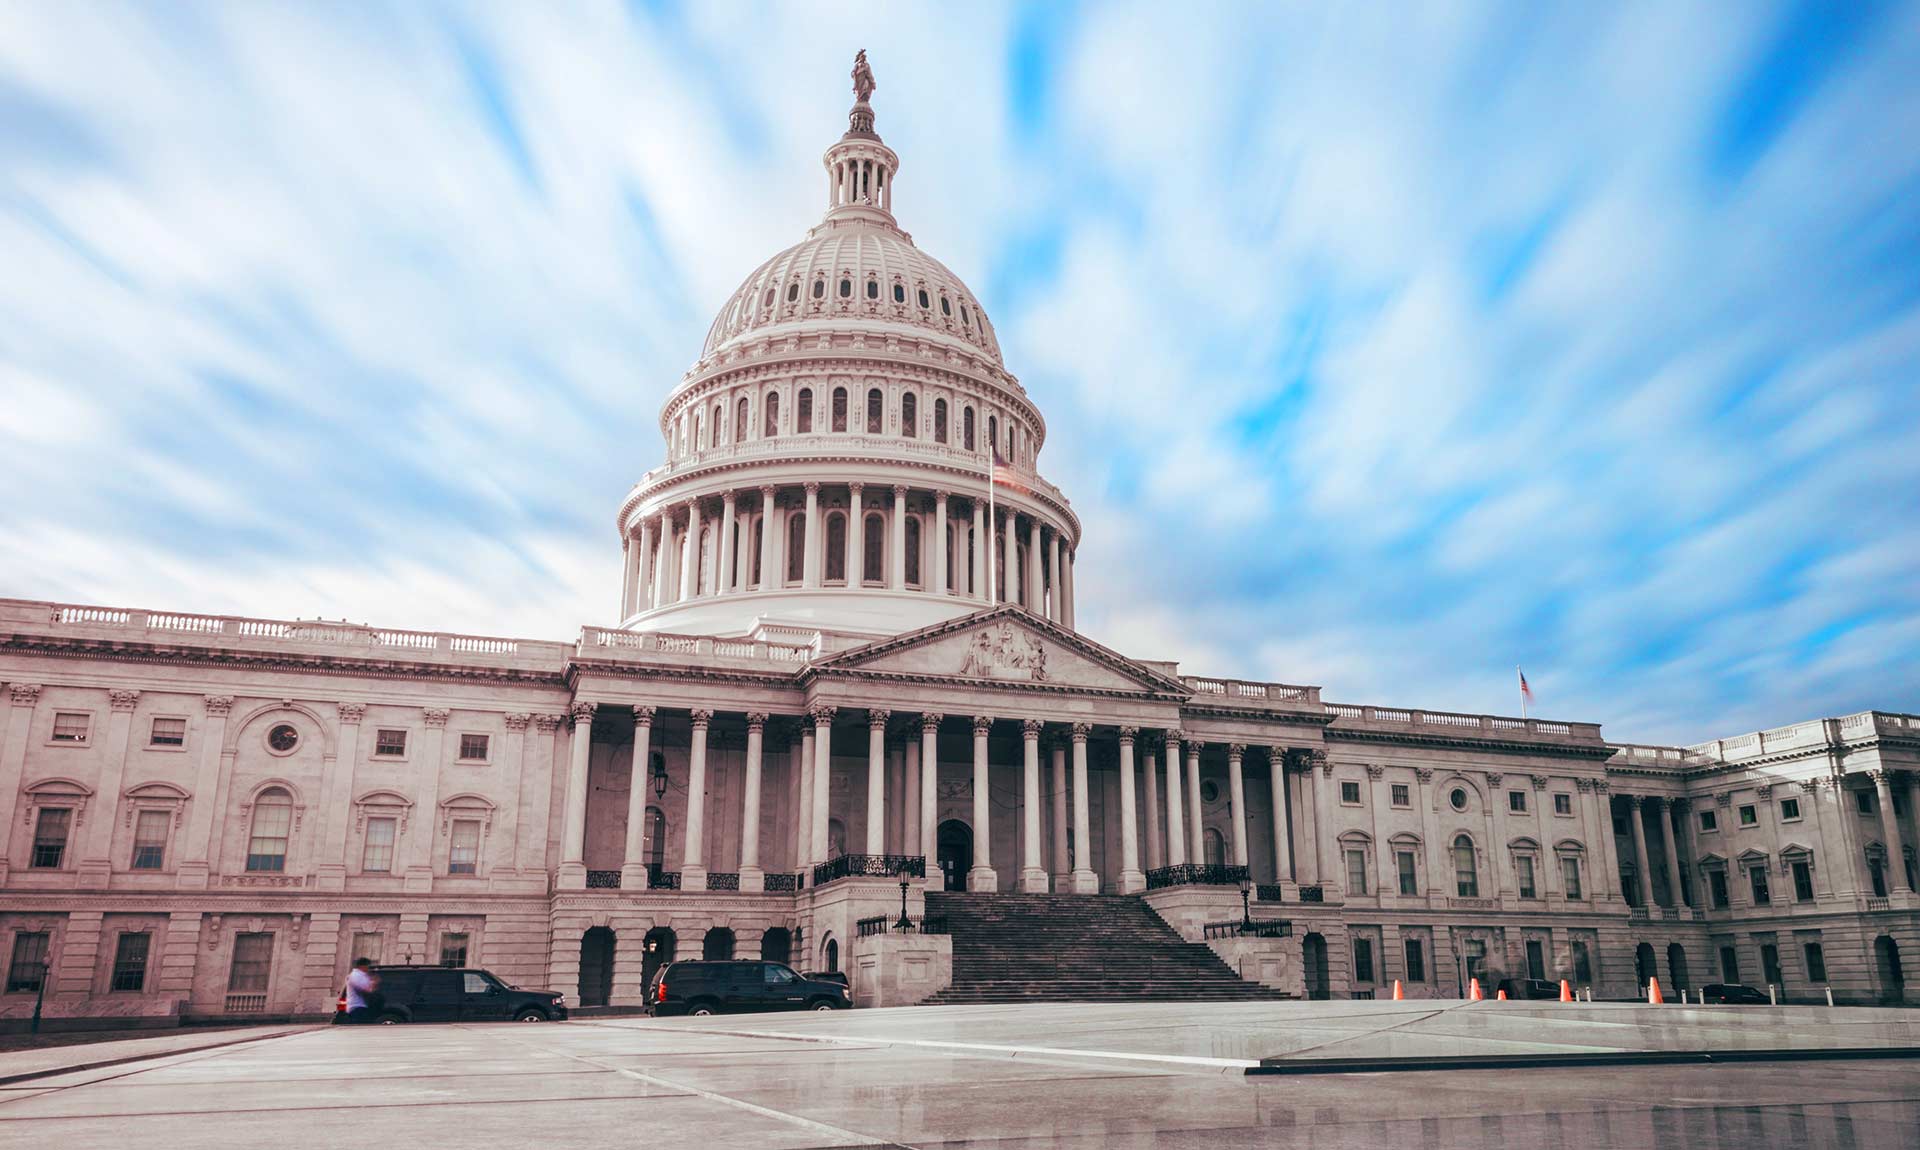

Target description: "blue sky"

left=2, top=2, right=1917, bottom=744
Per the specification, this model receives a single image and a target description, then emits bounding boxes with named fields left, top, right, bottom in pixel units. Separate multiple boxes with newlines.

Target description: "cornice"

left=1179, top=703, right=1335, bottom=728
left=1326, top=726, right=1616, bottom=761
left=800, top=664, right=1188, bottom=705
left=566, top=658, right=803, bottom=690
left=676, top=347, right=1034, bottom=421
left=0, top=636, right=570, bottom=689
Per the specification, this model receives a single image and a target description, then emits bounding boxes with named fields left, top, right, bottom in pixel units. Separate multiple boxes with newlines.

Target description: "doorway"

left=1667, top=943, right=1690, bottom=991
left=937, top=819, right=973, bottom=891
left=1876, top=935, right=1905, bottom=1004
left=579, top=927, right=615, bottom=1008
left=640, top=926, right=677, bottom=996
left=1302, top=933, right=1329, bottom=1000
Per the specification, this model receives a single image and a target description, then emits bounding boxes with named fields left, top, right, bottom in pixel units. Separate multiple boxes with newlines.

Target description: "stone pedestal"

left=1019, top=867, right=1049, bottom=893
left=617, top=862, right=652, bottom=891
left=1072, top=868, right=1099, bottom=894
left=738, top=866, right=766, bottom=893
left=556, top=861, right=587, bottom=891
left=312, top=863, right=346, bottom=893
left=1118, top=869, right=1147, bottom=894
left=848, top=932, right=953, bottom=1008
left=681, top=865, right=708, bottom=892
left=967, top=865, right=998, bottom=892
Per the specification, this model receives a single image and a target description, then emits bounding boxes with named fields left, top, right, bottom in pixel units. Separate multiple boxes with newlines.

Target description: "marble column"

left=634, top=517, right=654, bottom=610
left=971, top=500, right=987, bottom=600
left=681, top=709, right=713, bottom=890
left=1627, top=795, right=1654, bottom=908
left=848, top=483, right=866, bottom=585
left=803, top=482, right=822, bottom=588
left=651, top=513, right=674, bottom=608
left=1227, top=744, right=1249, bottom=868
left=619, top=707, right=656, bottom=890
left=1658, top=797, right=1686, bottom=906
left=758, top=487, right=777, bottom=589
left=1027, top=518, right=1043, bottom=611
left=890, top=486, right=908, bottom=589
left=1001, top=508, right=1017, bottom=604
left=1873, top=770, right=1914, bottom=890
left=679, top=498, right=703, bottom=601
left=619, top=534, right=636, bottom=617
left=796, top=725, right=815, bottom=870
left=969, top=716, right=997, bottom=890
left=1048, top=532, right=1062, bottom=621
left=1143, top=741, right=1163, bottom=871
left=1269, top=749, right=1291, bottom=884
left=1049, top=738, right=1070, bottom=890
left=865, top=709, right=889, bottom=855
left=1070, top=722, right=1097, bottom=892
left=739, top=712, right=767, bottom=891
left=1310, top=754, right=1334, bottom=888
left=717, top=492, right=737, bottom=594
left=934, top=491, right=950, bottom=596
left=1117, top=728, right=1144, bottom=892
left=1186, top=742, right=1204, bottom=866
left=919, top=714, right=941, bottom=882
left=1062, top=550, right=1076, bottom=629
left=810, top=706, right=834, bottom=866
left=557, top=702, right=594, bottom=889
left=1164, top=730, right=1187, bottom=866
left=903, top=738, right=921, bottom=856
left=1020, top=720, right=1047, bottom=892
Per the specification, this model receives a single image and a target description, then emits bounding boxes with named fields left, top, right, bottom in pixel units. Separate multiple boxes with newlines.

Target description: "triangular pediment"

left=810, top=605, right=1189, bottom=697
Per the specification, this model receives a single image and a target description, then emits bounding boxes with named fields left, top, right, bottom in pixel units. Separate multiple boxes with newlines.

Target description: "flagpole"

left=1518, top=666, right=1527, bottom=720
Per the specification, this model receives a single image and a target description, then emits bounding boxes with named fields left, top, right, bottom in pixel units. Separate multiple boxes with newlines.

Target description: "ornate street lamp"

left=895, top=857, right=915, bottom=931
left=650, top=752, right=669, bottom=800
left=1239, top=875, right=1254, bottom=931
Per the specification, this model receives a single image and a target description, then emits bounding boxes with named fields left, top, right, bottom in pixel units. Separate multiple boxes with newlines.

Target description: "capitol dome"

left=611, top=53, right=1080, bottom=648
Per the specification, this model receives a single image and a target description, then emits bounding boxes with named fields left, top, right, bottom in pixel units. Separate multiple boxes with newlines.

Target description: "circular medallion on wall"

left=1201, top=781, right=1221, bottom=804
left=266, top=723, right=300, bottom=754
left=1450, top=787, right=1469, bottom=812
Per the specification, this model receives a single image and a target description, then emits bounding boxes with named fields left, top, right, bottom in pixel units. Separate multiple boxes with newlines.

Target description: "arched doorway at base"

left=579, top=927, right=615, bottom=1008
left=1667, top=943, right=1690, bottom=991
left=704, top=927, right=736, bottom=961
left=641, top=926, right=677, bottom=997
left=762, top=927, right=792, bottom=966
left=1876, top=935, right=1905, bottom=1004
left=937, top=819, right=973, bottom=891
left=1634, top=942, right=1657, bottom=990
left=1302, top=933, right=1329, bottom=1000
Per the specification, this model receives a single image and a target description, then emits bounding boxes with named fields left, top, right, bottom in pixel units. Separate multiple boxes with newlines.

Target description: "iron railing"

left=763, top=872, right=802, bottom=893
left=708, top=872, right=740, bottom=891
left=224, top=993, right=267, bottom=1014
left=811, top=853, right=926, bottom=886
left=586, top=870, right=621, bottom=889
left=1297, top=885, right=1325, bottom=903
left=1256, top=883, right=1285, bottom=903
left=649, top=865, right=682, bottom=890
left=1144, top=864, right=1250, bottom=890
left=1204, top=919, right=1292, bottom=939
left=920, top=915, right=949, bottom=935
left=856, top=915, right=889, bottom=938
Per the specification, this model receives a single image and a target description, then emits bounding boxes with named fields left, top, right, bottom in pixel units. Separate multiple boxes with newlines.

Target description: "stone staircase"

left=919, top=891, right=1291, bottom=1005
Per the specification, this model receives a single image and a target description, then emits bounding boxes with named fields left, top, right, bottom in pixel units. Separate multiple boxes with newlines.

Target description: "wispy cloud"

left=2, top=1, right=1916, bottom=744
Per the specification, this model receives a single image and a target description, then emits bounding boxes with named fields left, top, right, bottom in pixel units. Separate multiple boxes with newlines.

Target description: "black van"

left=648, top=960, right=850, bottom=1016
left=337, top=966, right=568, bottom=1024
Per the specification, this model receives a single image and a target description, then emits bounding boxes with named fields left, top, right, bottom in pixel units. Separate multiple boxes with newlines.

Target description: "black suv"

left=1495, top=977, right=1562, bottom=1000
left=648, top=960, right=850, bottom=1016
left=336, top=966, right=568, bottom=1024
left=1699, top=983, right=1770, bottom=1005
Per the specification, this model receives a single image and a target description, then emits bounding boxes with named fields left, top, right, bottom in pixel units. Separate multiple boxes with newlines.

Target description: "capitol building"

left=1, top=59, right=1913, bottom=1026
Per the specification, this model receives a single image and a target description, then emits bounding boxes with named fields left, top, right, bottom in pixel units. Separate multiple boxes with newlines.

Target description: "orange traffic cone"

left=1496, top=988, right=1508, bottom=1000
left=1647, top=977, right=1664, bottom=1005
left=1469, top=977, right=1484, bottom=1001
left=1560, top=979, right=1573, bottom=1003
left=1392, top=979, right=1404, bottom=1001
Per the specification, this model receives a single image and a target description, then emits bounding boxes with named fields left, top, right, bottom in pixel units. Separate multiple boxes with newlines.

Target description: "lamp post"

left=29, top=960, right=48, bottom=1035
left=651, top=752, right=669, bottom=800
left=895, top=859, right=915, bottom=931
left=1239, top=876, right=1254, bottom=931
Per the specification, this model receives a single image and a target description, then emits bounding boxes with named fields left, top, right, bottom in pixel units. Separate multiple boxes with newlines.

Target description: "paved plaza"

left=3, top=1002, right=1918, bottom=1148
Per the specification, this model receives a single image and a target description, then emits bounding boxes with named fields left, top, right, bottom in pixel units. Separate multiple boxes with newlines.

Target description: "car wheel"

left=377, top=1013, right=405, bottom=1025
left=514, top=1009, right=548, bottom=1023
left=810, top=1000, right=837, bottom=1011
left=689, top=1004, right=716, bottom=1017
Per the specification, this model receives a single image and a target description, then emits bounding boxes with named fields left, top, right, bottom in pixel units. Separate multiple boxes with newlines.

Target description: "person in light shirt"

left=343, top=957, right=381, bottom=1024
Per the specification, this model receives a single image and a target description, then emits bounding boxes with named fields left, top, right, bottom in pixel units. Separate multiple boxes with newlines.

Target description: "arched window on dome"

left=933, top=398, right=948, bottom=444
left=863, top=513, right=884, bottom=584
left=764, top=391, right=779, bottom=438
left=839, top=277, right=852, bottom=299
left=787, top=281, right=799, bottom=304
left=797, top=388, right=813, bottom=434
left=728, top=520, right=742, bottom=591
left=1454, top=834, right=1480, bottom=898
left=961, top=304, right=971, bottom=329
left=948, top=521, right=962, bottom=593
left=748, top=519, right=762, bottom=588
left=812, top=277, right=825, bottom=300
left=866, top=389, right=882, bottom=434
left=987, top=415, right=997, bottom=458
left=698, top=525, right=714, bottom=595
left=735, top=397, right=748, bottom=444
left=763, top=287, right=774, bottom=310
left=831, top=388, right=848, bottom=433
left=901, top=392, right=917, bottom=438
left=712, top=402, right=725, bottom=445
left=893, top=282, right=906, bottom=304
left=963, top=407, right=975, bottom=451
left=940, top=295, right=952, bottom=319
left=866, top=278, right=879, bottom=300
left=1015, top=539, right=1028, bottom=607
left=825, top=512, right=848, bottom=583
left=917, top=287, right=930, bottom=310
left=694, top=411, right=704, bottom=451
left=786, top=513, right=806, bottom=584
left=905, top=516, right=922, bottom=587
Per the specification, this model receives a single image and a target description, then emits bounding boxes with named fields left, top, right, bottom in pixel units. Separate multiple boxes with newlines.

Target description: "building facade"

left=1, top=59, right=1914, bottom=1026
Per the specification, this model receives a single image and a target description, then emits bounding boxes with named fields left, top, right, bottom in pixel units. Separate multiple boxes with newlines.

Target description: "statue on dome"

left=852, top=49, right=876, bottom=105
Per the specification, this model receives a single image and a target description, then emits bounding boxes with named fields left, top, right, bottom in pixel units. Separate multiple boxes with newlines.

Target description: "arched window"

left=866, top=278, right=879, bottom=300
left=812, top=277, right=825, bottom=300
left=697, top=525, right=713, bottom=595
left=866, top=388, right=883, bottom=434
left=764, top=391, right=779, bottom=437
left=1015, top=540, right=1028, bottom=606
left=735, top=397, right=748, bottom=443
left=963, top=407, right=975, bottom=451
left=940, top=294, right=952, bottom=318
left=893, top=283, right=906, bottom=304
left=693, top=412, right=704, bottom=451
left=825, top=513, right=847, bottom=582
left=703, top=927, right=735, bottom=961
left=863, top=512, right=885, bottom=583
left=713, top=402, right=725, bottom=444
left=246, top=787, right=293, bottom=872
left=961, top=304, right=971, bottom=329
left=828, top=818, right=847, bottom=858
left=917, top=287, right=930, bottom=310
left=933, top=398, right=948, bottom=443
left=988, top=415, right=998, bottom=456
left=901, top=392, right=917, bottom=438
left=797, top=388, right=813, bottom=433
left=728, top=520, right=742, bottom=590
left=839, top=277, right=852, bottom=298
left=762, top=287, right=774, bottom=308
left=1453, top=835, right=1479, bottom=898
left=786, top=513, right=806, bottom=584
left=645, top=805, right=666, bottom=867
left=831, top=388, right=848, bottom=433
left=824, top=936, right=840, bottom=973
left=905, top=517, right=922, bottom=585
left=949, top=522, right=963, bottom=592
left=1204, top=827, right=1226, bottom=867
left=786, top=281, right=799, bottom=303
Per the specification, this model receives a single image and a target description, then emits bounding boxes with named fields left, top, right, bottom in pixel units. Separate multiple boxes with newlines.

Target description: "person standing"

left=343, top=957, right=381, bottom=1024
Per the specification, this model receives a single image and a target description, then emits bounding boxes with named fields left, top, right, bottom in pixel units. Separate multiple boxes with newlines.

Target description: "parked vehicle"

left=648, top=960, right=851, bottom=1016
left=333, top=966, right=568, bottom=1024
left=1494, top=977, right=1562, bottom=1000
left=1698, top=983, right=1770, bottom=1005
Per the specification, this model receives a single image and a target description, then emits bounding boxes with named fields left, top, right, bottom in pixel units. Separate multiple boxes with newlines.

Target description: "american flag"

left=1518, top=667, right=1535, bottom=706
left=991, top=445, right=1031, bottom=495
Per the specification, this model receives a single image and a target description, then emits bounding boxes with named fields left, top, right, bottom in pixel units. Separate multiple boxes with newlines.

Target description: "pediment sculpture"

left=958, top=621, right=1048, bottom=682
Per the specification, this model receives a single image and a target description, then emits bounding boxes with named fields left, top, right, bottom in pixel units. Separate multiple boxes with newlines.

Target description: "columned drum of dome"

left=616, top=57, right=1080, bottom=644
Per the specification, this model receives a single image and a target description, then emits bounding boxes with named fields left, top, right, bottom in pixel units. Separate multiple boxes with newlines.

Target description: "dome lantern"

left=823, top=49, right=898, bottom=223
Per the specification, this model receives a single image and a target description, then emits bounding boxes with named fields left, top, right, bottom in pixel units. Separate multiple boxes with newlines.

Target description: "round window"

left=1450, top=787, right=1468, bottom=812
left=267, top=723, right=300, bottom=754
left=1201, top=780, right=1220, bottom=804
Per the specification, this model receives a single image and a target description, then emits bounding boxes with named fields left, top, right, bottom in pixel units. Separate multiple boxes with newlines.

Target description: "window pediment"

left=123, top=781, right=189, bottom=828
left=354, top=790, right=415, bottom=834
left=1735, top=848, right=1770, bottom=866
left=438, top=793, right=496, bottom=836
left=1552, top=838, right=1586, bottom=855
left=23, top=777, right=93, bottom=826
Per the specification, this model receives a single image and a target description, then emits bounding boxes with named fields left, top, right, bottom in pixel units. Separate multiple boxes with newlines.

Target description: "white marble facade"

left=1, top=59, right=1915, bottom=1024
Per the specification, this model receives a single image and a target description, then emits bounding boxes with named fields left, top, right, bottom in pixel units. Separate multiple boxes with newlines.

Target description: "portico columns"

left=758, top=487, right=777, bottom=590
left=739, top=712, right=767, bottom=891
left=1186, top=741, right=1204, bottom=866
left=1117, top=728, right=1145, bottom=892
left=1310, top=755, right=1334, bottom=887
left=1658, top=797, right=1685, bottom=906
left=1268, top=748, right=1291, bottom=883
left=865, top=709, right=889, bottom=854
left=969, top=716, right=997, bottom=890
left=1020, top=720, right=1047, bottom=892
left=1071, top=723, right=1097, bottom=892
left=1164, top=730, right=1187, bottom=866
left=717, top=492, right=737, bottom=593
left=1144, top=741, right=1163, bottom=870
left=971, top=500, right=987, bottom=600
left=890, top=486, right=908, bottom=589
left=1049, top=738, right=1070, bottom=890
left=1627, top=795, right=1654, bottom=908
left=919, top=714, right=941, bottom=882
left=810, top=706, right=834, bottom=866
left=1227, top=744, right=1249, bottom=868
left=934, top=491, right=950, bottom=596
left=619, top=707, right=656, bottom=890
left=681, top=709, right=713, bottom=891
left=558, top=701, right=595, bottom=889
left=679, top=498, right=703, bottom=601
left=803, top=482, right=822, bottom=588
left=1027, top=518, right=1043, bottom=611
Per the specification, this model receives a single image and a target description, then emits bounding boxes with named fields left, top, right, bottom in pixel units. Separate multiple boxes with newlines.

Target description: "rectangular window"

left=1526, top=939, right=1546, bottom=982
left=131, top=810, right=169, bottom=870
left=1463, top=939, right=1487, bottom=985
left=1720, top=946, right=1740, bottom=983
left=1804, top=942, right=1827, bottom=983
left=1397, top=850, right=1418, bottom=896
left=1709, top=869, right=1729, bottom=908
left=440, top=933, right=469, bottom=967
left=1779, top=797, right=1801, bottom=821
left=1390, top=784, right=1410, bottom=808
left=1352, top=938, right=1374, bottom=983
left=1340, top=781, right=1361, bottom=805
left=458, top=734, right=489, bottom=762
left=1403, top=939, right=1426, bottom=982
left=149, top=717, right=186, bottom=746
left=374, top=729, right=407, bottom=757
left=32, top=808, right=72, bottom=869
left=51, top=712, right=90, bottom=742
left=227, top=932, right=273, bottom=993
left=351, top=932, right=384, bottom=964
left=1516, top=855, right=1537, bottom=899
left=1345, top=849, right=1368, bottom=895
left=448, top=819, right=481, bottom=875
left=1554, top=793, right=1573, bottom=816
left=1739, top=804, right=1757, bottom=827
left=110, top=932, right=150, bottom=992
left=1793, top=860, right=1814, bottom=902
left=245, top=804, right=291, bottom=872
left=1749, top=865, right=1770, bottom=905
left=1762, top=943, right=1783, bottom=987
left=1699, top=809, right=1718, bottom=832
left=361, top=817, right=396, bottom=873
left=1562, top=856, right=1583, bottom=899
left=7, top=932, right=49, bottom=993
left=1855, top=790, right=1873, bottom=815
left=1509, top=791, right=1527, bottom=813
left=1571, top=941, right=1593, bottom=984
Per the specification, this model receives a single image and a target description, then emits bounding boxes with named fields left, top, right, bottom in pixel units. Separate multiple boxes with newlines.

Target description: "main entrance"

left=937, top=819, right=973, bottom=891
